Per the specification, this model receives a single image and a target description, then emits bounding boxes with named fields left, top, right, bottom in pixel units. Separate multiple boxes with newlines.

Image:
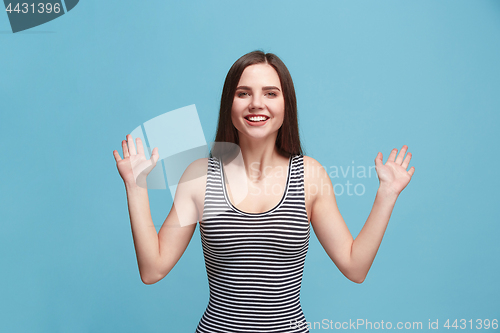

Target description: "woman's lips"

left=244, top=117, right=269, bottom=126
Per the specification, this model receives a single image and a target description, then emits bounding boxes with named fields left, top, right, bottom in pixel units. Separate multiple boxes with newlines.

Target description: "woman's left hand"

left=375, top=145, right=415, bottom=196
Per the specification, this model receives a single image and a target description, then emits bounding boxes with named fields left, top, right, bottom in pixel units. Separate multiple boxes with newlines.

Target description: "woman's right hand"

left=113, top=134, right=159, bottom=188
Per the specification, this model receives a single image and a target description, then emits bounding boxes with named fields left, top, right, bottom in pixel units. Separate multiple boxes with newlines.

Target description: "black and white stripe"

left=196, top=154, right=310, bottom=333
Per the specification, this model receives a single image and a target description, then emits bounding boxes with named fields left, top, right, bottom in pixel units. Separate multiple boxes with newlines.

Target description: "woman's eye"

left=237, top=91, right=277, bottom=97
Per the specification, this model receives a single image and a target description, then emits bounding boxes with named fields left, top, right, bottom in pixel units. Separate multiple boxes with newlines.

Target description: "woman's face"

left=231, top=63, right=285, bottom=142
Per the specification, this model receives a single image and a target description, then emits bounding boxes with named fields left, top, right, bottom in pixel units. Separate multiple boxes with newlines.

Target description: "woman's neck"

left=236, top=133, right=288, bottom=182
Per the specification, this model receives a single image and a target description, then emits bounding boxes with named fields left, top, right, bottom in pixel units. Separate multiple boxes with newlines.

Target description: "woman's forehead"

left=238, top=64, right=281, bottom=88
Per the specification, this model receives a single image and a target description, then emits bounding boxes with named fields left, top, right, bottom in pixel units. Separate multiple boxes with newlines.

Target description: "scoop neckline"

left=219, top=155, right=293, bottom=216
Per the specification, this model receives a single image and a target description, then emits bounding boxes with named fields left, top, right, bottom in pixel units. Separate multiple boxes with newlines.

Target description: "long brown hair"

left=210, top=50, right=304, bottom=159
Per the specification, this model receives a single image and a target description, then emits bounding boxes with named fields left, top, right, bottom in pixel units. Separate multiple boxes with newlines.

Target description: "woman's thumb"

left=151, top=147, right=159, bottom=164
left=374, top=152, right=383, bottom=168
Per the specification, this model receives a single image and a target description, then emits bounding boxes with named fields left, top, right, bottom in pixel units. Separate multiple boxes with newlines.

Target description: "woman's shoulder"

left=302, top=155, right=330, bottom=183
left=301, top=155, right=334, bottom=208
left=181, top=157, right=210, bottom=182
left=176, top=157, right=209, bottom=222
left=176, top=157, right=210, bottom=197
left=302, top=155, right=324, bottom=172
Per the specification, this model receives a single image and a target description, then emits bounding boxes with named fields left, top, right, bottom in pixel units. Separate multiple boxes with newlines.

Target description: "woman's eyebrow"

left=236, top=86, right=281, bottom=91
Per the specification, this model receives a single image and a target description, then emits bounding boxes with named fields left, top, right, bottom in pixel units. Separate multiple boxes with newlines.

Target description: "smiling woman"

left=113, top=49, right=415, bottom=333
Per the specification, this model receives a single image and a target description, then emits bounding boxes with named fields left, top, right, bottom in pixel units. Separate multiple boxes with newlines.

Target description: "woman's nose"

left=249, top=94, right=263, bottom=109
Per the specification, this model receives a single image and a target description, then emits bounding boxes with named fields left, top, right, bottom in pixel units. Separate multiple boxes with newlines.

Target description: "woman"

left=113, top=50, right=415, bottom=332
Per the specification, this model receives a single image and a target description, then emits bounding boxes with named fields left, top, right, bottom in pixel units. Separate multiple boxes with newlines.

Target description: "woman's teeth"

left=247, top=116, right=268, bottom=122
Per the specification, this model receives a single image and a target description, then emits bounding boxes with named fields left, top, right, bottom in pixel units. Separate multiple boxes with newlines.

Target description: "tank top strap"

left=201, top=157, right=228, bottom=222
left=279, top=154, right=308, bottom=218
left=288, top=154, right=305, bottom=195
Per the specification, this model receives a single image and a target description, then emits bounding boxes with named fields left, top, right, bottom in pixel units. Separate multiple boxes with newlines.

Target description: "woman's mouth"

left=244, top=115, right=270, bottom=126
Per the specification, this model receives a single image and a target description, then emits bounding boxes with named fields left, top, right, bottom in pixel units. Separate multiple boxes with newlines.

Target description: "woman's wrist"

left=376, top=184, right=399, bottom=201
left=125, top=180, right=145, bottom=192
left=125, top=174, right=149, bottom=191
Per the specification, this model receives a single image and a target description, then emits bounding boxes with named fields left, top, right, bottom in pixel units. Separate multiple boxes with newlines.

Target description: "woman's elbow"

left=342, top=268, right=367, bottom=284
left=350, top=275, right=366, bottom=284
left=140, top=271, right=165, bottom=285
left=141, top=274, right=158, bottom=285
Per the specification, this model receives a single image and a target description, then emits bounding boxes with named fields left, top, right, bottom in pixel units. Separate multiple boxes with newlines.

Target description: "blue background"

left=1, top=0, right=499, bottom=332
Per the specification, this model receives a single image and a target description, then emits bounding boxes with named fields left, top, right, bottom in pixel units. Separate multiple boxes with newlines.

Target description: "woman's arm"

left=305, top=146, right=414, bottom=283
left=124, top=184, right=198, bottom=285
left=114, top=134, right=204, bottom=285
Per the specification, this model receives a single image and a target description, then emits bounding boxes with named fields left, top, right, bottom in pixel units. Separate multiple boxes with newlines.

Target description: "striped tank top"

left=196, top=154, right=310, bottom=333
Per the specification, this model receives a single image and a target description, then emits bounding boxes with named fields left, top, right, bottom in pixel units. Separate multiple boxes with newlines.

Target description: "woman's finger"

left=401, top=151, right=412, bottom=170
left=374, top=152, right=383, bottom=168
left=136, top=137, right=145, bottom=156
left=151, top=147, right=159, bottom=164
left=408, top=166, right=415, bottom=177
left=386, top=148, right=398, bottom=164
left=395, top=145, right=407, bottom=165
left=113, top=150, right=122, bottom=162
left=126, top=134, right=137, bottom=155
left=122, top=140, right=130, bottom=158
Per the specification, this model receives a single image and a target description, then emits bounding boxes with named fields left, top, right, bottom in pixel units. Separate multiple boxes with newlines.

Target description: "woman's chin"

left=238, top=129, right=279, bottom=142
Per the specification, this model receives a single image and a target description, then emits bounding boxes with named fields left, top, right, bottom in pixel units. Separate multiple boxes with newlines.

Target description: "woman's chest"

left=223, top=171, right=312, bottom=221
